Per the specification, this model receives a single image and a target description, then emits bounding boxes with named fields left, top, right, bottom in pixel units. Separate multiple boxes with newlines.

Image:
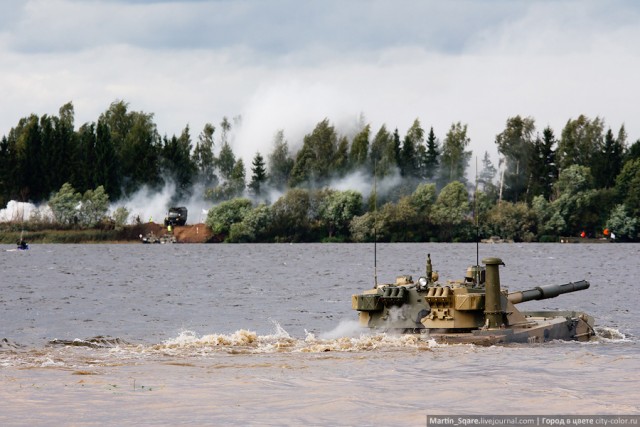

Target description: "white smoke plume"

left=0, top=201, right=32, bottom=222
left=111, top=180, right=211, bottom=225
left=327, top=168, right=403, bottom=199
left=0, top=200, right=53, bottom=223
left=231, top=80, right=365, bottom=164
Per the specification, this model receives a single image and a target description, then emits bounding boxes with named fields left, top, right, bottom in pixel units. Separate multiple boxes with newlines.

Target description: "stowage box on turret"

left=352, top=254, right=595, bottom=345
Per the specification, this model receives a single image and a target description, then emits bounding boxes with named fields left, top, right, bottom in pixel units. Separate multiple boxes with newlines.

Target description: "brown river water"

left=1, top=243, right=638, bottom=426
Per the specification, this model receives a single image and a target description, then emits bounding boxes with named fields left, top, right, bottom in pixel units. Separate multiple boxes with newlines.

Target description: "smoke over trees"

left=1, top=100, right=639, bottom=242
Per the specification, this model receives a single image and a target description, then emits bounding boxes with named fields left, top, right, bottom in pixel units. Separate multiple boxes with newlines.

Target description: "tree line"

left=1, top=101, right=640, bottom=241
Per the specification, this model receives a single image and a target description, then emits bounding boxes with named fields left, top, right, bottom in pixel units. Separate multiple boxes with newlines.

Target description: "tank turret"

left=352, top=254, right=595, bottom=344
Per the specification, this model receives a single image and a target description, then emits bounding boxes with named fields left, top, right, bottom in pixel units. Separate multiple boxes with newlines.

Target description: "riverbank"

left=0, top=223, right=215, bottom=244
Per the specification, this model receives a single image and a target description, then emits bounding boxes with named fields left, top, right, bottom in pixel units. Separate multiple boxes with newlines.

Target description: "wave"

left=2, top=324, right=631, bottom=370
left=0, top=338, right=24, bottom=350
left=132, top=321, right=440, bottom=356
left=48, top=336, right=130, bottom=348
left=594, top=326, right=632, bottom=343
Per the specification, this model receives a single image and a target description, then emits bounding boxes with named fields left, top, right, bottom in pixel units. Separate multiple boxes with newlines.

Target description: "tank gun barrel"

left=507, top=280, right=590, bottom=304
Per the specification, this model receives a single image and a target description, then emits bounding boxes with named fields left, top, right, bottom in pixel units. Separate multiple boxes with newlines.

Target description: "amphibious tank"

left=352, top=254, right=595, bottom=344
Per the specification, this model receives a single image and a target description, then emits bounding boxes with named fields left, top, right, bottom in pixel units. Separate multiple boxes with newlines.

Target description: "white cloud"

left=1, top=0, right=639, bottom=176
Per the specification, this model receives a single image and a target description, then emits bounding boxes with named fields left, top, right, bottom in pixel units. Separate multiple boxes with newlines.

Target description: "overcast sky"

left=1, top=0, right=639, bottom=166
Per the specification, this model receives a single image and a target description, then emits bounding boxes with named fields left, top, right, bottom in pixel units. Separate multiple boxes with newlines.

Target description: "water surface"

left=1, top=243, right=638, bottom=425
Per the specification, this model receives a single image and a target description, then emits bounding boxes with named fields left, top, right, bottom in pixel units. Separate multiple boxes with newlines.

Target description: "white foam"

left=126, top=327, right=444, bottom=356
left=595, top=326, right=631, bottom=342
left=318, top=319, right=365, bottom=340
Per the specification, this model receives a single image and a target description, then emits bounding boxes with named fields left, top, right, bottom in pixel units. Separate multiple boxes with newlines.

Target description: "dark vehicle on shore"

left=164, top=207, right=187, bottom=226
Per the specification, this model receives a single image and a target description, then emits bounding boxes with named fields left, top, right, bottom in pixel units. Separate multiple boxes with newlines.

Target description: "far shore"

left=0, top=223, right=215, bottom=244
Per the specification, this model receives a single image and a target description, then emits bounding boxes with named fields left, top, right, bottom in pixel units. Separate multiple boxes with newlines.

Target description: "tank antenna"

left=475, top=156, right=480, bottom=284
left=373, top=159, right=378, bottom=288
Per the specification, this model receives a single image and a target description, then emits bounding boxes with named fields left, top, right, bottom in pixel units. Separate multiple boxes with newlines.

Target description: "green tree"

left=19, top=115, right=46, bottom=201
left=615, top=158, right=640, bottom=217
left=96, top=118, right=120, bottom=200
left=161, top=125, right=197, bottom=202
left=230, top=159, right=246, bottom=198
left=127, top=112, right=162, bottom=193
left=474, top=191, right=495, bottom=237
left=369, top=125, right=397, bottom=178
left=219, top=116, right=232, bottom=146
left=99, top=100, right=131, bottom=195
left=33, top=103, right=77, bottom=198
left=529, top=126, right=558, bottom=201
left=100, top=100, right=133, bottom=153
left=351, top=203, right=394, bottom=242
left=532, top=195, right=565, bottom=237
left=289, top=119, right=338, bottom=186
left=0, top=136, right=14, bottom=206
left=410, top=182, right=437, bottom=214
left=3, top=121, right=24, bottom=202
left=318, top=189, right=363, bottom=238
left=606, top=204, right=637, bottom=241
left=217, top=142, right=236, bottom=181
left=48, top=182, right=81, bottom=225
left=51, top=102, right=76, bottom=193
left=79, top=185, right=110, bottom=227
left=270, top=188, right=312, bottom=241
left=228, top=204, right=273, bottom=243
left=249, top=152, right=268, bottom=197
left=333, top=136, right=350, bottom=177
left=410, top=183, right=438, bottom=239
left=478, top=151, right=498, bottom=199
left=557, top=115, right=604, bottom=171
left=192, top=123, right=217, bottom=187
left=554, top=164, right=593, bottom=196
left=75, top=123, right=98, bottom=192
left=369, top=125, right=387, bottom=169
left=349, top=211, right=377, bottom=243
left=423, top=127, right=440, bottom=181
left=205, top=198, right=253, bottom=236
left=349, top=124, right=370, bottom=169
left=112, top=206, right=130, bottom=230
left=549, top=165, right=599, bottom=236
left=100, top=101, right=162, bottom=195
left=439, top=122, right=471, bottom=186
left=288, top=145, right=313, bottom=188
left=268, top=130, right=294, bottom=191
left=351, top=186, right=435, bottom=243
left=431, top=181, right=471, bottom=240
left=627, top=139, right=640, bottom=161
left=400, top=118, right=424, bottom=178
left=487, top=201, right=536, bottom=242
left=380, top=196, right=424, bottom=241
left=495, top=116, right=536, bottom=202
left=592, top=127, right=626, bottom=189
left=204, top=163, right=245, bottom=203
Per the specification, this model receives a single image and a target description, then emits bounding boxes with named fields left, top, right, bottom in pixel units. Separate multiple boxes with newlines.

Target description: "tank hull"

left=426, top=311, right=595, bottom=345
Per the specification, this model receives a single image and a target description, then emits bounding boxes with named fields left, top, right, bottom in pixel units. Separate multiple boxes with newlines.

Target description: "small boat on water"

left=140, top=232, right=176, bottom=244
left=17, top=233, right=29, bottom=250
